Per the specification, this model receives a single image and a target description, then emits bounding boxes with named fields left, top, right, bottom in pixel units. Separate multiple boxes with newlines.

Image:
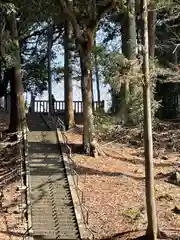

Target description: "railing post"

left=32, top=100, right=103, bottom=114
left=74, top=101, right=77, bottom=113
left=101, top=100, right=104, bottom=109
left=30, top=93, right=35, bottom=113
left=81, top=101, right=83, bottom=113
left=4, top=94, right=7, bottom=111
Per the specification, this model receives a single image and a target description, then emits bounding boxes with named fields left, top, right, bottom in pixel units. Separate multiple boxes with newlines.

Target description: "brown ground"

left=0, top=115, right=27, bottom=240
left=65, top=122, right=180, bottom=240
left=0, top=111, right=180, bottom=239
left=0, top=181, right=27, bottom=240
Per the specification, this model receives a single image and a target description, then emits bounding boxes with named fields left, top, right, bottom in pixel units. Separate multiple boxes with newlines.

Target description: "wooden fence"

left=33, top=100, right=104, bottom=113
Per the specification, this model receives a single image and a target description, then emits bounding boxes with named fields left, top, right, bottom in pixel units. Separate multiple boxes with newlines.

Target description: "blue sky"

left=32, top=28, right=121, bottom=111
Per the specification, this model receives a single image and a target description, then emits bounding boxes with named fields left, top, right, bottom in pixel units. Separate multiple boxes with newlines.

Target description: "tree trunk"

left=121, top=14, right=129, bottom=123
left=148, top=3, right=156, bottom=58
left=64, top=20, right=75, bottom=130
left=2, top=69, right=12, bottom=111
left=8, top=14, right=25, bottom=134
left=30, top=92, right=35, bottom=113
left=121, top=0, right=136, bottom=124
left=79, top=29, right=95, bottom=156
left=47, top=23, right=53, bottom=115
left=0, top=60, right=2, bottom=83
left=9, top=67, right=20, bottom=132
left=136, top=0, right=143, bottom=54
left=141, top=0, right=158, bottom=239
left=126, top=0, right=137, bottom=60
left=0, top=70, right=10, bottom=98
left=0, top=61, right=3, bottom=106
left=94, top=37, right=101, bottom=107
left=91, top=69, right=95, bottom=112
left=111, top=88, right=121, bottom=114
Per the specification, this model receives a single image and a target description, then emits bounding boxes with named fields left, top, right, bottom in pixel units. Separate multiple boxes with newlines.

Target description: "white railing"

left=34, top=100, right=104, bottom=114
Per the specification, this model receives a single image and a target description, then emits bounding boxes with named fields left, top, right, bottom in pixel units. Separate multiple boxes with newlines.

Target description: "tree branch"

left=20, top=27, right=48, bottom=45
left=166, top=61, right=179, bottom=71
left=95, top=0, right=118, bottom=26
left=55, top=0, right=118, bottom=44
left=55, top=0, right=84, bottom=44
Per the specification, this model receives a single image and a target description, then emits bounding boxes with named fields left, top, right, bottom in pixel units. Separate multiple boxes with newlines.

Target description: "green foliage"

left=0, top=3, right=17, bottom=68
left=22, top=52, right=62, bottom=95
left=103, top=51, right=132, bottom=90
left=22, top=61, right=48, bottom=94
left=128, top=83, right=160, bottom=125
left=154, top=0, right=176, bottom=9
left=0, top=0, right=64, bottom=95
left=94, top=111, right=112, bottom=138
left=123, top=207, right=142, bottom=222
left=101, top=51, right=162, bottom=125
left=92, top=44, right=106, bottom=58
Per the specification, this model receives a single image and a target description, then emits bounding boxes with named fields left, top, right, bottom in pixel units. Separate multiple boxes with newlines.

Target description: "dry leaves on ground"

left=0, top=116, right=27, bottom=240
left=65, top=124, right=180, bottom=239
left=0, top=182, right=27, bottom=240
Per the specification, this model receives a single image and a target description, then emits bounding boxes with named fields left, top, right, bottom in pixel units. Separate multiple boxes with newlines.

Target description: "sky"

left=26, top=27, right=121, bottom=111
left=0, top=20, right=120, bottom=112
left=33, top=28, right=117, bottom=111
left=38, top=80, right=112, bottom=111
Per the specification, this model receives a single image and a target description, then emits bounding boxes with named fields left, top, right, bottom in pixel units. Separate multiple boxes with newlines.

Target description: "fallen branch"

left=102, top=139, right=120, bottom=147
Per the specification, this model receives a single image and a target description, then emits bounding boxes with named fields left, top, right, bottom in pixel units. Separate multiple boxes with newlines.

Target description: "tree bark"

left=0, top=70, right=10, bottom=98
left=47, top=23, right=53, bottom=115
left=135, top=0, right=143, bottom=54
left=79, top=28, right=95, bottom=155
left=148, top=3, right=156, bottom=58
left=0, top=61, right=3, bottom=106
left=64, top=20, right=75, bottom=130
left=56, top=0, right=116, bottom=155
left=111, top=88, right=121, bottom=114
left=126, top=0, right=137, bottom=61
left=91, top=69, right=95, bottom=112
left=2, top=70, right=12, bottom=111
left=8, top=14, right=26, bottom=134
left=141, top=0, right=158, bottom=239
left=121, top=0, right=136, bottom=124
left=30, top=92, right=35, bottom=113
left=0, top=59, right=2, bottom=83
left=94, top=37, right=101, bottom=107
left=121, top=13, right=128, bottom=123
left=9, top=67, right=20, bottom=132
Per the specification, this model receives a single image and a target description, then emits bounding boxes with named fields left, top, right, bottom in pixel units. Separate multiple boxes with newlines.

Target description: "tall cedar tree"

left=64, top=19, right=75, bottom=130
left=121, top=0, right=136, bottom=124
left=55, top=0, right=117, bottom=155
left=141, top=0, right=158, bottom=239
left=47, top=23, right=53, bottom=114
left=94, top=36, right=101, bottom=106
left=8, top=13, right=26, bottom=134
left=148, top=2, right=156, bottom=58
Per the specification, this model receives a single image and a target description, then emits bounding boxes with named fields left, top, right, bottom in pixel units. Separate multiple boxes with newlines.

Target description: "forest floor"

left=0, top=113, right=27, bottom=240
left=0, top=112, right=180, bottom=239
left=65, top=121, right=180, bottom=240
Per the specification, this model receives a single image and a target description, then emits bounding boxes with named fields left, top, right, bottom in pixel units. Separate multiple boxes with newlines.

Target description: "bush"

left=128, top=82, right=160, bottom=125
left=94, top=111, right=113, bottom=140
left=102, top=53, right=161, bottom=125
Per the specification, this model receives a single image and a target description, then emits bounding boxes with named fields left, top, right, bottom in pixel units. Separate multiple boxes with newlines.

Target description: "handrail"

left=0, top=114, right=32, bottom=238
left=33, top=100, right=104, bottom=114
left=38, top=102, right=94, bottom=240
